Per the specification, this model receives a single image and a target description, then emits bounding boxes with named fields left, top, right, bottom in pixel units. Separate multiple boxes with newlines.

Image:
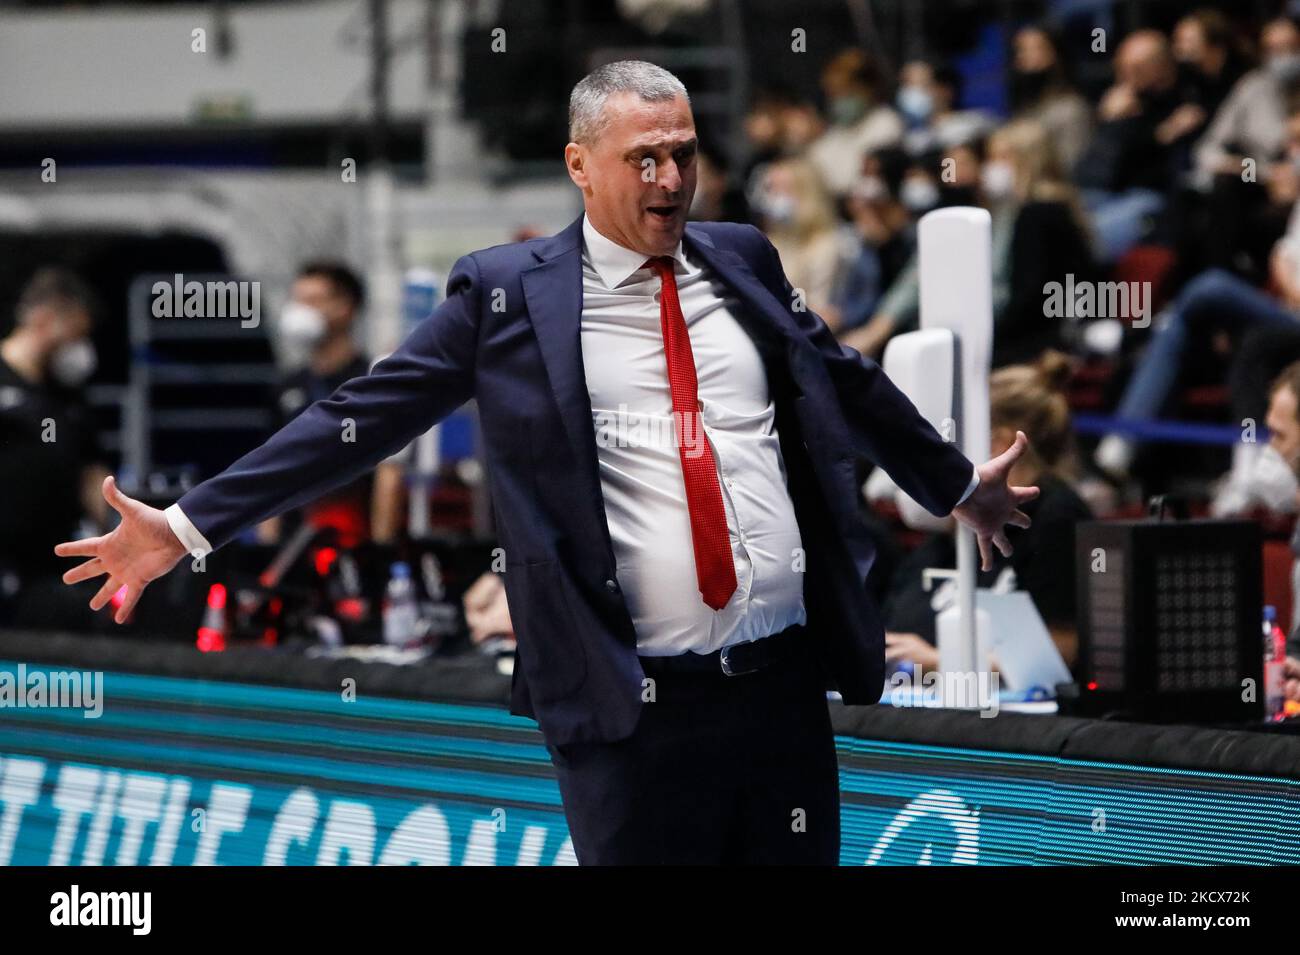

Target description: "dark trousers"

left=545, top=638, right=841, bottom=864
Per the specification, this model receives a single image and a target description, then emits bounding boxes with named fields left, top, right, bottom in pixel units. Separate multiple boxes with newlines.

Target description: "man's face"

left=1173, top=19, right=1207, bottom=66
left=1262, top=20, right=1300, bottom=62
left=565, top=91, right=698, bottom=256
left=1013, top=28, right=1054, bottom=73
left=1267, top=385, right=1300, bottom=465
left=28, top=301, right=90, bottom=354
left=291, top=275, right=354, bottom=337
left=1117, top=34, right=1173, bottom=93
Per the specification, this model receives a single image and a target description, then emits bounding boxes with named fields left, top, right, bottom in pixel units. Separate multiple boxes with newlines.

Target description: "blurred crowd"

left=685, top=12, right=1300, bottom=684
left=7, top=9, right=1300, bottom=701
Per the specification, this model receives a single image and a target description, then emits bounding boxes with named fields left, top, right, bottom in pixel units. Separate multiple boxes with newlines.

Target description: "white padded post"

left=918, top=207, right=994, bottom=676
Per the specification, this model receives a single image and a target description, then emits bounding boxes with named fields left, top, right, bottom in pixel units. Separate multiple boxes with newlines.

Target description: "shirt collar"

left=581, top=212, right=690, bottom=290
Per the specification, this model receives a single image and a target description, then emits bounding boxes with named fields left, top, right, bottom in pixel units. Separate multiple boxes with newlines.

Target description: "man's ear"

left=565, top=143, right=589, bottom=190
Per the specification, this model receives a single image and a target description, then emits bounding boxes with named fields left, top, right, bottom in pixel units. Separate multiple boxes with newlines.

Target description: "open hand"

left=54, top=476, right=189, bottom=624
left=951, top=430, right=1040, bottom=572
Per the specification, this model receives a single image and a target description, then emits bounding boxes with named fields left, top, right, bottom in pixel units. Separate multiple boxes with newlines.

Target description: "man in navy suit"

left=57, top=61, right=1038, bottom=864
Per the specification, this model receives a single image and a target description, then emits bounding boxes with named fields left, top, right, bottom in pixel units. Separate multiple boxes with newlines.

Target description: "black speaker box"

left=1073, top=518, right=1263, bottom=723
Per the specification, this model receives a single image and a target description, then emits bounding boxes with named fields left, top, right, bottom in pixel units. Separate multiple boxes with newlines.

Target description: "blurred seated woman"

left=844, top=119, right=1097, bottom=368
left=880, top=350, right=1094, bottom=674
left=751, top=156, right=878, bottom=333
left=1007, top=24, right=1093, bottom=172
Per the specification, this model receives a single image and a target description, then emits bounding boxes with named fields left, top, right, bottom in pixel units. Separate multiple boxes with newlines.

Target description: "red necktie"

left=645, top=256, right=738, bottom=611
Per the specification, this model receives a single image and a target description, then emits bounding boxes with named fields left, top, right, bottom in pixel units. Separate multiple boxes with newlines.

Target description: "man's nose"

left=656, top=161, right=683, bottom=192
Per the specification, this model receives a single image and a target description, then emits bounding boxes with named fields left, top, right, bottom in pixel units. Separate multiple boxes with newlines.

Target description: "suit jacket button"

left=604, top=578, right=620, bottom=593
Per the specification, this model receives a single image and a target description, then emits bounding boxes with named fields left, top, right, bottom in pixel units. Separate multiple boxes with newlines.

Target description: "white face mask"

left=900, top=176, right=940, bottom=212
left=761, top=192, right=797, bottom=226
left=1248, top=444, right=1300, bottom=513
left=981, top=161, right=1017, bottom=201
left=278, top=302, right=327, bottom=366
left=850, top=174, right=888, bottom=203
left=49, top=338, right=96, bottom=387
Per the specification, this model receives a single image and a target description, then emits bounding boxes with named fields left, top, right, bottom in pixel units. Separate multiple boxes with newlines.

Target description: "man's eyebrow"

left=623, top=137, right=698, bottom=157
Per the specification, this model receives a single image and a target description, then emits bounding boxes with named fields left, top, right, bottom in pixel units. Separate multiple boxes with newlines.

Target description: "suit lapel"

left=681, top=225, right=803, bottom=359
left=520, top=215, right=594, bottom=462
left=520, top=216, right=806, bottom=468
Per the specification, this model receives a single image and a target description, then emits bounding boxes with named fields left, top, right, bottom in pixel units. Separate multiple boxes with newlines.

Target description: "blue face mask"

left=899, top=177, right=939, bottom=212
left=896, top=85, right=934, bottom=124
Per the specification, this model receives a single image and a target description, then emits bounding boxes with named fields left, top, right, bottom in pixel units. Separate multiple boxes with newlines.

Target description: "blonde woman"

left=752, top=157, right=866, bottom=332
left=847, top=119, right=1096, bottom=367
left=1007, top=25, right=1094, bottom=171
left=881, top=350, right=1092, bottom=673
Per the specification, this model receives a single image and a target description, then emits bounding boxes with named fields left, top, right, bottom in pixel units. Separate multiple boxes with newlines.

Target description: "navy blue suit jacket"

left=178, top=214, right=976, bottom=746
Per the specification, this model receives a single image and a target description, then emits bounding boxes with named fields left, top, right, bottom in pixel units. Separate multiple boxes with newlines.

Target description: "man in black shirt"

left=1075, top=30, right=1185, bottom=261
left=0, top=268, right=107, bottom=629
left=259, top=262, right=400, bottom=547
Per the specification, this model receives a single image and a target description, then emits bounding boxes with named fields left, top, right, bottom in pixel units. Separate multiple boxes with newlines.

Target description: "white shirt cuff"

left=164, top=503, right=213, bottom=559
left=955, top=466, right=980, bottom=507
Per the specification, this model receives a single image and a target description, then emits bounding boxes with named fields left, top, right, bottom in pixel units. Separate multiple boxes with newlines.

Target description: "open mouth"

left=646, top=204, right=679, bottom=220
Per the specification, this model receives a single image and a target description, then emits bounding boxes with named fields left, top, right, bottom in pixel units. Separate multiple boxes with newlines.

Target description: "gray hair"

left=568, top=60, right=690, bottom=144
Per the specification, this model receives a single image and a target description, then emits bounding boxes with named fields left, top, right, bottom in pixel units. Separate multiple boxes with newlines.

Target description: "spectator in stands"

left=1226, top=326, right=1300, bottom=507
left=1195, top=16, right=1300, bottom=183
left=1192, top=16, right=1300, bottom=281
left=1094, top=163, right=1300, bottom=490
left=688, top=140, right=751, bottom=224
left=936, top=138, right=985, bottom=209
left=260, top=262, right=403, bottom=546
left=462, top=570, right=515, bottom=651
left=0, top=268, right=108, bottom=631
left=844, top=119, right=1094, bottom=367
left=776, top=97, right=825, bottom=155
left=838, top=147, right=917, bottom=331
left=1214, top=353, right=1300, bottom=523
left=740, top=88, right=823, bottom=181
left=896, top=58, right=996, bottom=159
left=1008, top=24, right=1094, bottom=172
left=982, top=121, right=1096, bottom=365
left=881, top=350, right=1092, bottom=673
left=1249, top=362, right=1300, bottom=678
left=1074, top=30, right=1184, bottom=263
left=896, top=156, right=943, bottom=216
left=808, top=48, right=904, bottom=199
left=751, top=156, right=873, bottom=332
left=1254, top=362, right=1300, bottom=513
left=1173, top=9, right=1247, bottom=122
left=741, top=88, right=790, bottom=180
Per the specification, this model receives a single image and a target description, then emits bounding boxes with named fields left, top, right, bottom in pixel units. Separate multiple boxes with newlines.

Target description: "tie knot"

left=644, top=255, right=674, bottom=275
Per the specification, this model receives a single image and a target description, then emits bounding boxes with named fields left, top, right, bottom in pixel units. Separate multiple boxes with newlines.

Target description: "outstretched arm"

left=749, top=225, right=1037, bottom=569
left=56, top=252, right=484, bottom=620
left=750, top=225, right=974, bottom=515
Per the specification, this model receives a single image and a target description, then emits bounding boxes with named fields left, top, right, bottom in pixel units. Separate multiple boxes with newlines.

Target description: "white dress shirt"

left=166, top=216, right=980, bottom=655
left=580, top=214, right=809, bottom=655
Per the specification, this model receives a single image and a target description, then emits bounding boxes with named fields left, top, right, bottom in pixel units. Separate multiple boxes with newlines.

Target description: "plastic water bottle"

left=1262, top=605, right=1287, bottom=721
left=383, top=562, right=419, bottom=647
